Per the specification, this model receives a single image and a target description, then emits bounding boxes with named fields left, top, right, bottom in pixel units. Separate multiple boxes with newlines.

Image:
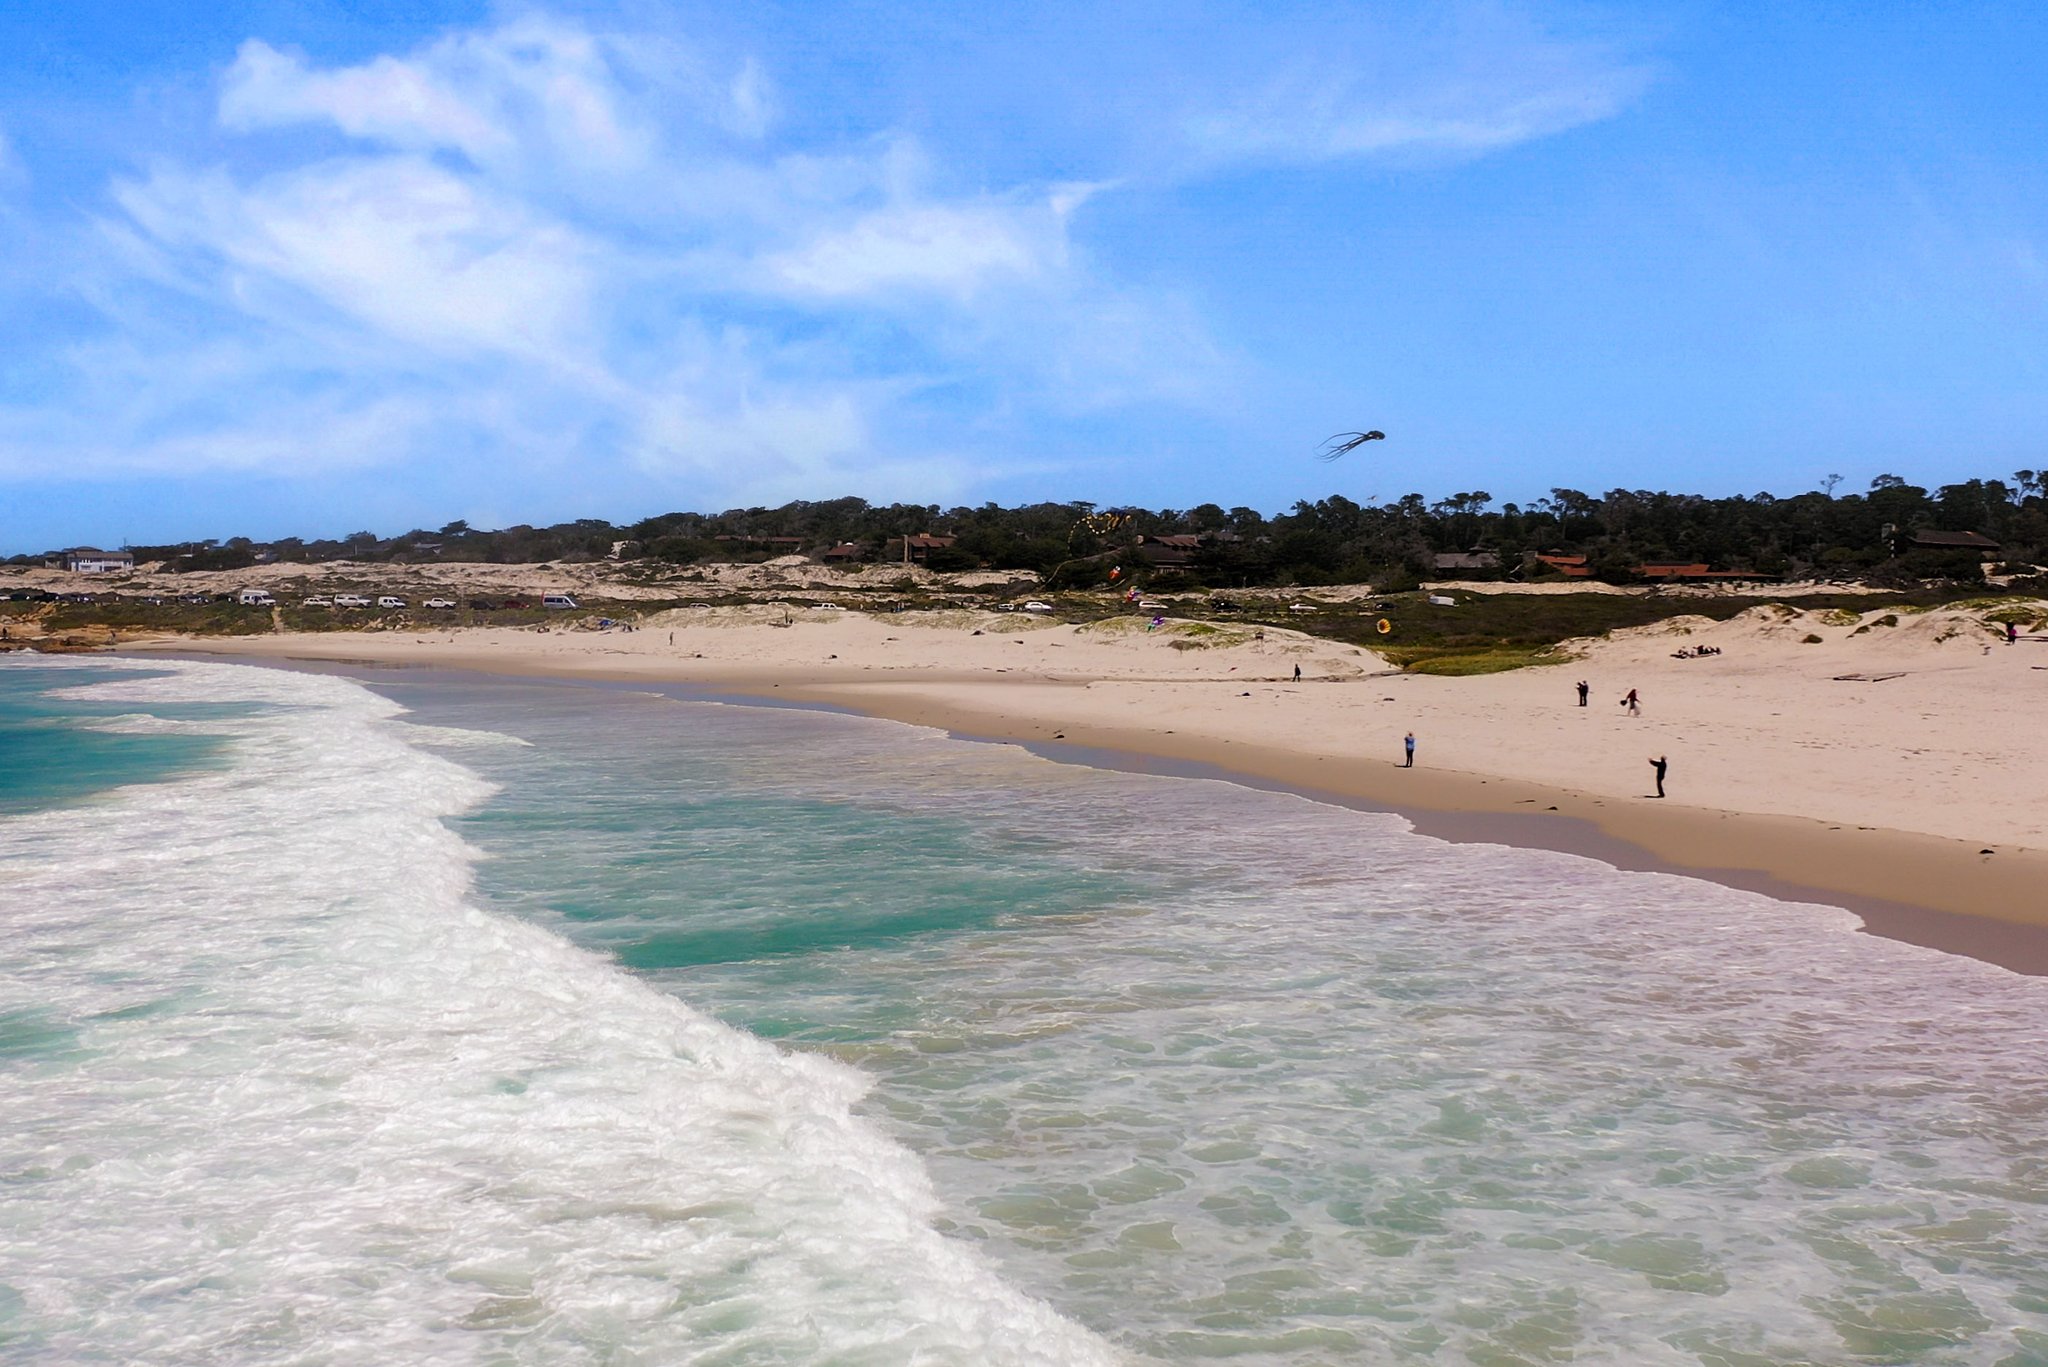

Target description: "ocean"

left=4, top=654, right=2046, bottom=1365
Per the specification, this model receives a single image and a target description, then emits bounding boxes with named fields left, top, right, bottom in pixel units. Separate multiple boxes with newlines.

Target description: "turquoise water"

left=0, top=664, right=238, bottom=812
left=6, top=656, right=2048, bottom=1365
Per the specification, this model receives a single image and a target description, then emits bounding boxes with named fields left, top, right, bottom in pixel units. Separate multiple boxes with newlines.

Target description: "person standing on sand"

left=1576, top=680, right=1589, bottom=706
left=2008, top=621, right=2019, bottom=645
left=1622, top=688, right=1640, bottom=716
left=1294, top=664, right=1302, bottom=681
left=1403, top=732, right=1415, bottom=768
left=1649, top=755, right=1667, bottom=798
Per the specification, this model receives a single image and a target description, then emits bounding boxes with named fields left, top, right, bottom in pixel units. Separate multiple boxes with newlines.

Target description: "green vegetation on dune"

left=1247, top=588, right=1961, bottom=673
left=1378, top=645, right=1570, bottom=676
left=44, top=600, right=274, bottom=636
left=9, top=573, right=2031, bottom=678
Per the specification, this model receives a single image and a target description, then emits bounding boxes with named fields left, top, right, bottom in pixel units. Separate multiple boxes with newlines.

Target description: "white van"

left=542, top=593, right=579, bottom=610
left=236, top=589, right=276, bottom=606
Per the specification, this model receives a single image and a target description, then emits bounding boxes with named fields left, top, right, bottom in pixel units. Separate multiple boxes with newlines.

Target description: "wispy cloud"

left=0, top=3, right=1650, bottom=518
left=2, top=12, right=1219, bottom=504
left=1177, top=5, right=1651, bottom=169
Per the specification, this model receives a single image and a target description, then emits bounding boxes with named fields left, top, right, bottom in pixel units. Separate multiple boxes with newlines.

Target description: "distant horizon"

left=6, top=3, right=2045, bottom=555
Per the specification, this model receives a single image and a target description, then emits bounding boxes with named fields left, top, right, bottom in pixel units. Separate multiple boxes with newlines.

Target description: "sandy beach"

left=109, top=594, right=2048, bottom=972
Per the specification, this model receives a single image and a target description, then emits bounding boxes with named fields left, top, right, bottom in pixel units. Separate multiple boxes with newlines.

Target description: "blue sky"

left=2, top=0, right=2044, bottom=551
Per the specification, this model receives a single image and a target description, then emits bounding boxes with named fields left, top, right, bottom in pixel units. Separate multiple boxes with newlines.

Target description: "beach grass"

left=1379, top=644, right=1572, bottom=675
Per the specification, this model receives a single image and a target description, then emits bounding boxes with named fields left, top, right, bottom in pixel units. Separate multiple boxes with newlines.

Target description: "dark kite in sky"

left=1317, top=430, right=1385, bottom=461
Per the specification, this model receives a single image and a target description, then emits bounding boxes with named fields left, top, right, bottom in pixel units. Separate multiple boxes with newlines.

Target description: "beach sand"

left=124, top=599, right=2048, bottom=971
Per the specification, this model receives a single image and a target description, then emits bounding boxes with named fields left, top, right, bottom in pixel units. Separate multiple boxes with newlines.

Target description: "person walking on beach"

left=1403, top=732, right=1415, bottom=768
left=1649, top=755, right=1667, bottom=798
left=1621, top=687, right=1640, bottom=716
left=1293, top=664, right=1302, bottom=682
left=2008, top=621, right=2019, bottom=645
left=1576, top=679, right=1589, bottom=706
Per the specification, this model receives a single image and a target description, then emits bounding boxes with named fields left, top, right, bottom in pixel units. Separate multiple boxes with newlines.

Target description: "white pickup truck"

left=333, top=594, right=371, bottom=608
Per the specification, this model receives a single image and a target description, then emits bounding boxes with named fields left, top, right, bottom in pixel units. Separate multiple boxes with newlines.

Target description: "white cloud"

left=1179, top=8, right=1651, bottom=168
left=0, top=10, right=1223, bottom=500
left=219, top=17, right=650, bottom=175
left=221, top=39, right=509, bottom=162
left=112, top=157, right=595, bottom=359
left=764, top=200, right=1060, bottom=301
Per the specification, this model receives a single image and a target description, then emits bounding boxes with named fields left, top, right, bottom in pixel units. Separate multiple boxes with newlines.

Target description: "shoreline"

left=770, top=680, right=2048, bottom=977
left=117, top=635, right=2048, bottom=978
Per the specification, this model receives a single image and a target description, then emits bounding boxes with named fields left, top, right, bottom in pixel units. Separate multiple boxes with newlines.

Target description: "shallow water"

left=6, top=656, right=2048, bottom=1364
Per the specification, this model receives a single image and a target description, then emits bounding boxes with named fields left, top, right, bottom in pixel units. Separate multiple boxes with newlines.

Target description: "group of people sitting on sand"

left=1670, top=645, right=1722, bottom=659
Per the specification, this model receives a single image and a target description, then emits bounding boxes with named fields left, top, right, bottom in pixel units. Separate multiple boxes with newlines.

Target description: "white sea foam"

left=0, top=658, right=1117, bottom=1365
left=70, top=711, right=214, bottom=735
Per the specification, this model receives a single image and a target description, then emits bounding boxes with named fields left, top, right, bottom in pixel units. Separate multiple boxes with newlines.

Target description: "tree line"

left=26, top=473, right=2047, bottom=589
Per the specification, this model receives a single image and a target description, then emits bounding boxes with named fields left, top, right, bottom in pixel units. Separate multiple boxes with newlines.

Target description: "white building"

left=60, top=549, right=135, bottom=574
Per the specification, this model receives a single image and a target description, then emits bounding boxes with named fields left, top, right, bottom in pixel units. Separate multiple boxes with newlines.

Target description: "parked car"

left=423, top=598, right=455, bottom=609
left=541, top=594, right=578, bottom=610
left=466, top=599, right=498, bottom=611
left=179, top=593, right=212, bottom=605
left=333, top=594, right=371, bottom=608
left=1022, top=600, right=1054, bottom=614
left=236, top=589, right=276, bottom=606
left=376, top=596, right=407, bottom=609
left=301, top=595, right=332, bottom=607
left=808, top=602, right=842, bottom=610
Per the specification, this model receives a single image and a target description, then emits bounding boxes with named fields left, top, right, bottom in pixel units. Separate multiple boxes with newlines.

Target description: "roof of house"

left=1140, top=534, right=1204, bottom=549
left=1432, top=551, right=1500, bottom=569
left=1637, top=562, right=1757, bottom=580
left=1908, top=529, right=2001, bottom=550
left=896, top=534, right=957, bottom=548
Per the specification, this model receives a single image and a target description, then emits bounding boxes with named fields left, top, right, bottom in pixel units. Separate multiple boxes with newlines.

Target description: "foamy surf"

left=0, top=658, right=1118, bottom=1365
